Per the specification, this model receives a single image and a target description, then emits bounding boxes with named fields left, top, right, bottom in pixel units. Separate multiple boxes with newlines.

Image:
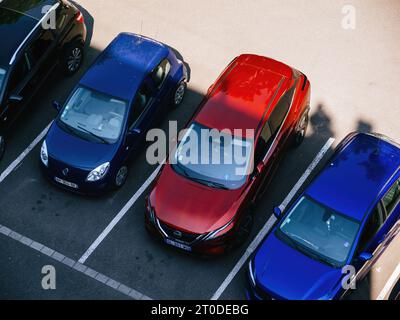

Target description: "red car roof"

left=195, top=54, right=294, bottom=137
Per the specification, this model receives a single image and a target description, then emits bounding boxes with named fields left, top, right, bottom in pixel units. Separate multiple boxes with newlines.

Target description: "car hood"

left=151, top=164, right=245, bottom=234
left=46, top=122, right=120, bottom=169
left=254, top=233, right=343, bottom=300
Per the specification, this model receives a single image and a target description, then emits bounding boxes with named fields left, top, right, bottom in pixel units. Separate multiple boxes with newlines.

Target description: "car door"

left=1, top=54, right=32, bottom=127
left=149, top=58, right=173, bottom=120
left=25, top=28, right=58, bottom=89
left=354, top=204, right=385, bottom=268
left=376, top=177, right=400, bottom=245
left=251, top=85, right=296, bottom=199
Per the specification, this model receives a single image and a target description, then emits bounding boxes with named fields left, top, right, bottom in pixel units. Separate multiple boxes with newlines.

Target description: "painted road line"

left=78, top=163, right=163, bottom=264
left=211, top=137, right=335, bottom=300
left=0, top=122, right=52, bottom=184
left=0, top=223, right=151, bottom=300
left=377, top=262, right=400, bottom=300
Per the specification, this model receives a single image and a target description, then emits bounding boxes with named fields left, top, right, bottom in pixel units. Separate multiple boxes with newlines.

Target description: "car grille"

left=158, top=221, right=201, bottom=244
left=49, top=157, right=89, bottom=182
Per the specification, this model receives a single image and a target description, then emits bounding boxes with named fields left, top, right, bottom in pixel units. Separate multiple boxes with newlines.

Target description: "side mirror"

left=252, top=162, right=263, bottom=179
left=9, top=94, right=23, bottom=103
left=130, top=128, right=142, bottom=135
left=273, top=206, right=282, bottom=219
left=358, top=252, right=373, bottom=262
left=126, top=128, right=141, bottom=144
left=52, top=100, right=61, bottom=112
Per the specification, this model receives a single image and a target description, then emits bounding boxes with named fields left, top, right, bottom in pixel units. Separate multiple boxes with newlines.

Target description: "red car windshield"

left=172, top=122, right=254, bottom=190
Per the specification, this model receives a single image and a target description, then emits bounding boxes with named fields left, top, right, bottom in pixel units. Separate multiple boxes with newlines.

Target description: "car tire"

left=114, top=165, right=128, bottom=188
left=293, top=111, right=309, bottom=147
left=172, top=80, right=187, bottom=108
left=0, top=136, right=5, bottom=161
left=62, top=42, right=84, bottom=76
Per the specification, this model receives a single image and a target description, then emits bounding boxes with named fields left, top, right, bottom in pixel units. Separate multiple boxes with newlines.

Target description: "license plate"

left=165, top=238, right=192, bottom=252
left=55, top=177, right=78, bottom=189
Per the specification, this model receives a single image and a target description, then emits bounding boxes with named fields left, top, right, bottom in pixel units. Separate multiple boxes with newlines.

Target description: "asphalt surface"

left=0, top=0, right=400, bottom=300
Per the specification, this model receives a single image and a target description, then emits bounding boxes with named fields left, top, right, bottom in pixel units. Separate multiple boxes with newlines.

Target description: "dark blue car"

left=40, top=33, right=188, bottom=194
left=248, top=132, right=400, bottom=300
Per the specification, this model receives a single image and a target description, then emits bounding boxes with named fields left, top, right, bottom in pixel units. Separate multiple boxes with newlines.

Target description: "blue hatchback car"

left=248, top=132, right=400, bottom=300
left=40, top=32, right=188, bottom=194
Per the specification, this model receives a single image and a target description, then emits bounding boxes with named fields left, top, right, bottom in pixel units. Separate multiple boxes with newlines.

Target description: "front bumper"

left=144, top=207, right=233, bottom=256
left=40, top=158, right=111, bottom=196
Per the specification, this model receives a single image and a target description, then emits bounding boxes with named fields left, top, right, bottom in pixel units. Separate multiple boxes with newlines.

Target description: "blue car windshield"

left=59, top=86, right=127, bottom=144
left=277, top=196, right=360, bottom=267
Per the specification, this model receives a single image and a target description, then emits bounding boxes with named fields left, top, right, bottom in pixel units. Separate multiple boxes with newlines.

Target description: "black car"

left=0, top=0, right=87, bottom=160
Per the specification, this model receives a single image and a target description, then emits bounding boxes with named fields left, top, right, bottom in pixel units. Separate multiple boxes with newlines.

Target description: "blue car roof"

left=80, top=33, right=169, bottom=101
left=306, top=133, right=400, bottom=222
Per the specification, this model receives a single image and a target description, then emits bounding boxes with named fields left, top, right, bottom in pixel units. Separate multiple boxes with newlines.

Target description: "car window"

left=151, top=59, right=171, bottom=89
left=269, top=84, right=296, bottom=134
left=7, top=56, right=30, bottom=94
left=128, top=83, right=153, bottom=130
left=25, top=29, right=54, bottom=69
left=357, top=203, right=384, bottom=252
left=254, top=121, right=272, bottom=165
left=382, top=178, right=400, bottom=216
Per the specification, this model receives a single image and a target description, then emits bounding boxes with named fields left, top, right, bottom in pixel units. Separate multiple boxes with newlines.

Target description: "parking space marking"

left=0, top=122, right=52, bottom=184
left=377, top=261, right=400, bottom=300
left=0, top=223, right=152, bottom=300
left=211, top=137, right=335, bottom=300
left=78, top=163, right=163, bottom=264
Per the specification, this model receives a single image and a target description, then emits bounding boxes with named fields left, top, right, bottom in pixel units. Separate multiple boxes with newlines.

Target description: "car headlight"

left=86, top=162, right=110, bottom=182
left=203, top=219, right=234, bottom=241
left=40, top=140, right=48, bottom=167
left=248, top=260, right=256, bottom=287
left=146, top=197, right=156, bottom=224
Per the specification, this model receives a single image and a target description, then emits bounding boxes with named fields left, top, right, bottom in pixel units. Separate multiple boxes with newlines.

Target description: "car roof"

left=0, top=0, right=58, bottom=68
left=306, top=133, right=400, bottom=221
left=194, top=54, right=294, bottom=136
left=80, top=33, right=170, bottom=101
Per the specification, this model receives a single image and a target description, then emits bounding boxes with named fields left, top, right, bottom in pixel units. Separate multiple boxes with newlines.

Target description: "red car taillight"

left=76, top=12, right=84, bottom=23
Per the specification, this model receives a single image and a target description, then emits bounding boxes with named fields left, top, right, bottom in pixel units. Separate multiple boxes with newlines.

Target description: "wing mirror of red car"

left=251, top=162, right=264, bottom=180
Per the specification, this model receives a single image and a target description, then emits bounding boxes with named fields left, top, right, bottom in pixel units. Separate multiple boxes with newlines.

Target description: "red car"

left=145, top=54, right=311, bottom=255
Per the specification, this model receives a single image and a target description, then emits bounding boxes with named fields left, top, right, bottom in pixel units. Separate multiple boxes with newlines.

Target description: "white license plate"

left=165, top=238, right=192, bottom=252
left=55, top=177, right=78, bottom=189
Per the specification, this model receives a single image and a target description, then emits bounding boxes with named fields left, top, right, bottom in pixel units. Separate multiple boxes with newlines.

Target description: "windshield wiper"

left=283, top=231, right=337, bottom=267
left=176, top=164, right=229, bottom=190
left=77, top=125, right=109, bottom=144
left=191, top=177, right=230, bottom=190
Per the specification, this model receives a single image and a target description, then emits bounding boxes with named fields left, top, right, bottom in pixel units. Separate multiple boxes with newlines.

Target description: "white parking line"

left=211, top=137, right=335, bottom=300
left=377, top=262, right=400, bottom=300
left=0, top=122, right=52, bottom=184
left=78, top=163, right=163, bottom=264
left=0, top=223, right=151, bottom=300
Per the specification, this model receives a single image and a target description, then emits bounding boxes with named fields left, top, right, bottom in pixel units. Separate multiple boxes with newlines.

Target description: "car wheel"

left=114, top=165, right=128, bottom=188
left=0, top=136, right=5, bottom=161
left=172, top=80, right=187, bottom=108
left=62, top=42, right=84, bottom=76
left=293, top=112, right=309, bottom=147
